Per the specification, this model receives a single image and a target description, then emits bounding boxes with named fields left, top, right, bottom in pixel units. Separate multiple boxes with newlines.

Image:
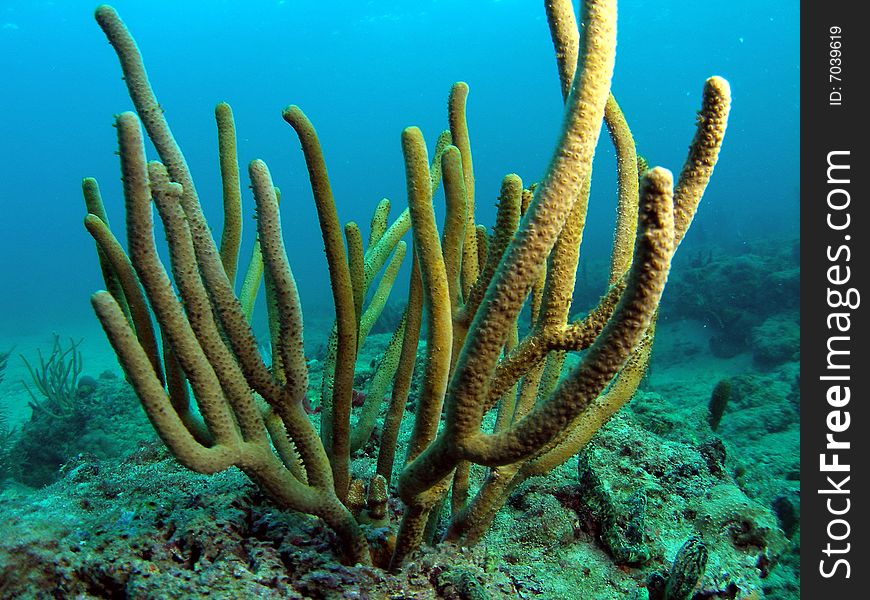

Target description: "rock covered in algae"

left=573, top=414, right=786, bottom=598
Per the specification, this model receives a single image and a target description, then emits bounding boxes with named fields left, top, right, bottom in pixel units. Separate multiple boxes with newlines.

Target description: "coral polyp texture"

left=81, top=0, right=731, bottom=581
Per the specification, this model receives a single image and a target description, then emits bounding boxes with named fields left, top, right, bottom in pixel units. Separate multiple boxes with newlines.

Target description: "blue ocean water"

left=0, top=0, right=798, bottom=336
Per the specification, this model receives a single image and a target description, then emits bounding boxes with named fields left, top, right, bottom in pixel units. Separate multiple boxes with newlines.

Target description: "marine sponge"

left=664, top=536, right=708, bottom=600
left=707, top=378, right=732, bottom=432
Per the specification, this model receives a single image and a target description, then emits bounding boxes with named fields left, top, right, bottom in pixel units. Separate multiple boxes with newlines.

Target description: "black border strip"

left=801, top=1, right=868, bottom=594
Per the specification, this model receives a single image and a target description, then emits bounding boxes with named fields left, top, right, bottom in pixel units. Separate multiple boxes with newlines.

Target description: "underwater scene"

left=0, top=0, right=799, bottom=598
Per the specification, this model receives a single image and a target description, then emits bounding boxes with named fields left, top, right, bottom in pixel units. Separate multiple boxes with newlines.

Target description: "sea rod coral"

left=83, top=0, right=730, bottom=569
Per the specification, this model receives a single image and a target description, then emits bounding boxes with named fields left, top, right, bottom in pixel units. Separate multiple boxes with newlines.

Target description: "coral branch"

left=85, top=0, right=730, bottom=573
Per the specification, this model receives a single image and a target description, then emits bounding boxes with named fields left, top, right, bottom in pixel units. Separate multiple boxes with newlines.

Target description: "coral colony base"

left=76, top=0, right=734, bottom=586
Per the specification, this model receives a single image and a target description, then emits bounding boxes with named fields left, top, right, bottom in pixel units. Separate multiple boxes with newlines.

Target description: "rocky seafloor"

left=0, top=238, right=800, bottom=599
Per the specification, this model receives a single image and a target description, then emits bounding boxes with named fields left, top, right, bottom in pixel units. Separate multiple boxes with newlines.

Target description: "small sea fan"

left=0, top=347, right=12, bottom=386
left=0, top=406, right=16, bottom=481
